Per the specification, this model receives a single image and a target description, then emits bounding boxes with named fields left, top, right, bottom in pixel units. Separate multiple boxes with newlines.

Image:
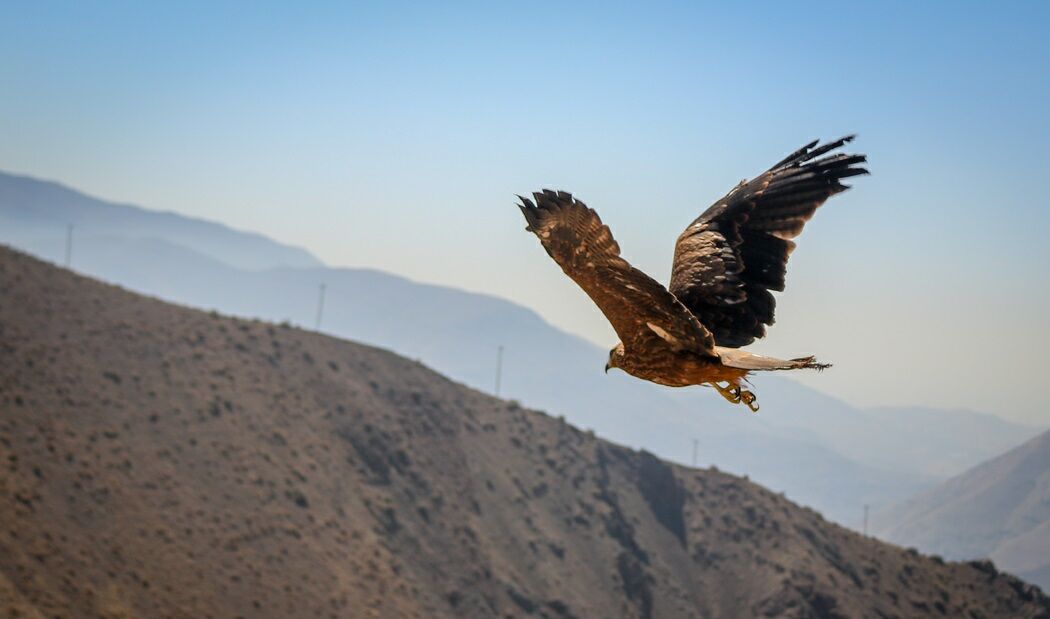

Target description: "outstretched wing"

left=670, top=136, right=868, bottom=347
left=519, top=190, right=715, bottom=355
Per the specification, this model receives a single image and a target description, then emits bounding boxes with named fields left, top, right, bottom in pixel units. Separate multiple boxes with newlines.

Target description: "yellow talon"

left=740, top=389, right=759, bottom=413
left=709, top=382, right=759, bottom=412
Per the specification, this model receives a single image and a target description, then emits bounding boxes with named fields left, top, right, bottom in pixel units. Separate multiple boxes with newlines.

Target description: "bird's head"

left=605, top=343, right=625, bottom=374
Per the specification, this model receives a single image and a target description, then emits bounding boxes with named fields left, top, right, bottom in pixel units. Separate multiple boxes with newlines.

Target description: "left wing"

left=518, top=190, right=715, bottom=356
left=669, top=136, right=868, bottom=347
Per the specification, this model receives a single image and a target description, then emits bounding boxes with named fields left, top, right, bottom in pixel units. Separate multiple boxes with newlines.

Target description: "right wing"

left=518, top=190, right=715, bottom=355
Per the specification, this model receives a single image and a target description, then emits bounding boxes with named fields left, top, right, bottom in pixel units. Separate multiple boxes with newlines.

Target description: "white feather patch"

left=646, top=322, right=679, bottom=345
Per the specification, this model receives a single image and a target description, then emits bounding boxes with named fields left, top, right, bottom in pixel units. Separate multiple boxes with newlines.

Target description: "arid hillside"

left=1, top=244, right=1047, bottom=619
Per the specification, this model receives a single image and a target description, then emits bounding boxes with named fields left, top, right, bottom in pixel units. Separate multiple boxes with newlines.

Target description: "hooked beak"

left=604, top=362, right=611, bottom=374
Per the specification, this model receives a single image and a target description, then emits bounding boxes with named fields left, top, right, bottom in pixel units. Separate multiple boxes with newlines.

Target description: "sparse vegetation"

left=1, top=246, right=1047, bottom=619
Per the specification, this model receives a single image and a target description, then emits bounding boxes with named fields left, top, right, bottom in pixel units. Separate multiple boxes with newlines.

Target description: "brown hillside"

left=1, top=245, right=1047, bottom=619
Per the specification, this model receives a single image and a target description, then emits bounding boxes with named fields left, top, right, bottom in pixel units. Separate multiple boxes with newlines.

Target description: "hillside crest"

left=2, top=245, right=1047, bottom=618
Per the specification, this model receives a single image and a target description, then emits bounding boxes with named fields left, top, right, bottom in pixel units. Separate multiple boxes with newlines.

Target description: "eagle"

left=517, top=136, right=867, bottom=411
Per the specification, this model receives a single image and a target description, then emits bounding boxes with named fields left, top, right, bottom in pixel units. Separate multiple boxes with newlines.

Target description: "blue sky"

left=2, top=1, right=1049, bottom=422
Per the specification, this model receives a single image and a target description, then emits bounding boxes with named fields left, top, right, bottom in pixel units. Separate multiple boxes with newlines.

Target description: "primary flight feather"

left=517, top=136, right=868, bottom=411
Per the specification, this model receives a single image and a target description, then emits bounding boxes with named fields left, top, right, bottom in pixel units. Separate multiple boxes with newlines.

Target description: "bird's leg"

left=710, top=381, right=741, bottom=404
left=709, top=382, right=760, bottom=413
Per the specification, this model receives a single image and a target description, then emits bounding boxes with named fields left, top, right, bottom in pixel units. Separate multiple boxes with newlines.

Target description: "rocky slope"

left=1, top=244, right=1047, bottom=618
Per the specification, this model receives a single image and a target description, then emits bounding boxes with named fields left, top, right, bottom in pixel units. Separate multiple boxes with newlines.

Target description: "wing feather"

left=519, top=190, right=715, bottom=355
left=670, top=136, right=868, bottom=347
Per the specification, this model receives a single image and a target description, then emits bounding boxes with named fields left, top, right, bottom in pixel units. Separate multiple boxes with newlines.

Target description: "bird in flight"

left=517, top=136, right=867, bottom=411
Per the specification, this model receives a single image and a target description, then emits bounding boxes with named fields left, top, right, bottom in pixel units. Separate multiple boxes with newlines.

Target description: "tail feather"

left=716, top=347, right=831, bottom=372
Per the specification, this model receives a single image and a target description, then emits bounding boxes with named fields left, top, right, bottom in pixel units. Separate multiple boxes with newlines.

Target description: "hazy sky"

left=2, top=1, right=1049, bottom=423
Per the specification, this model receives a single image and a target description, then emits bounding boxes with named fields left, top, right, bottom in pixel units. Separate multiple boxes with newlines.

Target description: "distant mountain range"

left=873, top=428, right=1050, bottom=591
left=0, top=170, right=321, bottom=270
left=1, top=168, right=1042, bottom=529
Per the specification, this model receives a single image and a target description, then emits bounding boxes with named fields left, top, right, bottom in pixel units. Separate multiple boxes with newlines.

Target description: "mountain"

left=0, top=171, right=1041, bottom=530
left=2, top=246, right=1047, bottom=618
left=0, top=170, right=322, bottom=270
left=0, top=232, right=936, bottom=527
left=873, top=428, right=1050, bottom=592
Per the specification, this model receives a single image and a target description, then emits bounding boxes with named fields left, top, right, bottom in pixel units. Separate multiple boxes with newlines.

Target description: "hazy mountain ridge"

left=2, top=245, right=1047, bottom=618
left=0, top=170, right=322, bottom=271
left=873, top=428, right=1050, bottom=591
left=0, top=171, right=1042, bottom=530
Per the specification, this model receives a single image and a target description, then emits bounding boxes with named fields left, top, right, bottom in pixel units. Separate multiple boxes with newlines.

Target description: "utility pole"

left=64, top=224, right=73, bottom=268
left=494, top=345, right=504, bottom=397
left=314, top=283, right=327, bottom=330
left=863, top=504, right=870, bottom=536
left=692, top=439, right=699, bottom=467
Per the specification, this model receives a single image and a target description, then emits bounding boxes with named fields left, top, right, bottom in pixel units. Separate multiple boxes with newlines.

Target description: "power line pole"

left=314, top=283, right=326, bottom=330
left=64, top=224, right=73, bottom=268
left=692, top=439, right=699, bottom=467
left=494, top=345, right=504, bottom=396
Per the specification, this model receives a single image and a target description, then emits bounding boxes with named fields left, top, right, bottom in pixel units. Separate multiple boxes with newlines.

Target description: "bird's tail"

left=716, top=347, right=831, bottom=372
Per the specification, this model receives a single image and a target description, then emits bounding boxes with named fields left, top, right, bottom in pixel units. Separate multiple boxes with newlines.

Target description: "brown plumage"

left=517, top=136, right=867, bottom=411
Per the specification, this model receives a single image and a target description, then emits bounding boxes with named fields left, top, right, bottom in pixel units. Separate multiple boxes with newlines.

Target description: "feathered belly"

left=623, top=353, right=748, bottom=388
